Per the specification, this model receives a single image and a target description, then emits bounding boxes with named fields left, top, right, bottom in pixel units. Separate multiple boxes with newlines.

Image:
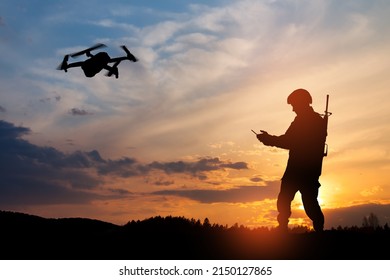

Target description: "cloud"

left=96, top=157, right=143, bottom=177
left=360, top=185, right=383, bottom=197
left=0, top=106, right=5, bottom=113
left=39, top=95, right=61, bottom=103
left=97, top=156, right=248, bottom=179
left=153, top=179, right=175, bottom=186
left=152, top=182, right=279, bottom=204
left=148, top=157, right=248, bottom=179
left=0, top=120, right=30, bottom=139
left=0, top=120, right=251, bottom=206
left=0, top=120, right=105, bottom=206
left=250, top=176, right=264, bottom=183
left=69, top=108, right=93, bottom=116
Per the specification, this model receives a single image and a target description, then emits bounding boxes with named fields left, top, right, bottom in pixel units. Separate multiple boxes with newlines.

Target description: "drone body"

left=57, top=43, right=138, bottom=79
left=81, top=52, right=110, bottom=77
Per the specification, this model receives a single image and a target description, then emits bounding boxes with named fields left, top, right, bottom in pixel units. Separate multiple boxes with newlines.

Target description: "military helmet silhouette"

left=287, top=88, right=312, bottom=105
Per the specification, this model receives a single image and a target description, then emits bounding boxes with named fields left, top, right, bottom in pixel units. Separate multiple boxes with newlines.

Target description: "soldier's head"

left=287, top=88, right=312, bottom=115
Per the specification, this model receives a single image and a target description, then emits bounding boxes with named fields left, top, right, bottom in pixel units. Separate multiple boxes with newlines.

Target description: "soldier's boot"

left=313, top=219, right=324, bottom=232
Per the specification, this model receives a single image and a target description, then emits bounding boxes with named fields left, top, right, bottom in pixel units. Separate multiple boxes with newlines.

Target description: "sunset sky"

left=1, top=0, right=389, bottom=229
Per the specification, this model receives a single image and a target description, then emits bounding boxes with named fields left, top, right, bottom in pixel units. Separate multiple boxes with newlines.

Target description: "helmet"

left=287, top=89, right=312, bottom=105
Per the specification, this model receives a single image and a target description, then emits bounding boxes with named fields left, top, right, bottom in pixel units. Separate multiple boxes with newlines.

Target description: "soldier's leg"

left=277, top=180, right=298, bottom=230
left=301, top=185, right=324, bottom=232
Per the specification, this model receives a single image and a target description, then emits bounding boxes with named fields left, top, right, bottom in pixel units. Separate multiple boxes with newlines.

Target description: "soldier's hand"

left=256, top=130, right=267, bottom=140
left=257, top=130, right=271, bottom=144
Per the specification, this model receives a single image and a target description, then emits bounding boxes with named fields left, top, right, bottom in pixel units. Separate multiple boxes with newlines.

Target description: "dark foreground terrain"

left=1, top=210, right=389, bottom=260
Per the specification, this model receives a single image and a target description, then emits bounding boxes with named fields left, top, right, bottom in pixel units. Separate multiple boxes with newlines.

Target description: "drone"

left=57, top=43, right=138, bottom=79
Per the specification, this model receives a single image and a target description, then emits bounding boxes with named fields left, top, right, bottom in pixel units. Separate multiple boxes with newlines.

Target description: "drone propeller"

left=70, top=43, right=107, bottom=58
left=56, top=55, right=69, bottom=72
left=121, top=45, right=138, bottom=62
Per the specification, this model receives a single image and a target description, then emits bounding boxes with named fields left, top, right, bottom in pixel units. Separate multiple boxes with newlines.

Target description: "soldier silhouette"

left=256, top=89, right=326, bottom=232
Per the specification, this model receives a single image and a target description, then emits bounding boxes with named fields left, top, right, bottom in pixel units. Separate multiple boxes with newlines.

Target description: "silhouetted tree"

left=203, top=217, right=211, bottom=228
left=231, top=222, right=239, bottom=229
left=362, top=212, right=380, bottom=229
left=290, top=225, right=311, bottom=233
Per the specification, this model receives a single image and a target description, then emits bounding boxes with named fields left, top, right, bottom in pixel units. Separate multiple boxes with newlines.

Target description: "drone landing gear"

left=105, top=63, right=119, bottom=79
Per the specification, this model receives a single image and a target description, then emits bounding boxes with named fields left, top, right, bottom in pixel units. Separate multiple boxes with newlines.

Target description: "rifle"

left=323, top=94, right=332, bottom=156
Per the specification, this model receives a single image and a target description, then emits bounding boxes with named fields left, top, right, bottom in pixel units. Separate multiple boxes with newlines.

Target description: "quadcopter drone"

left=57, top=43, right=138, bottom=79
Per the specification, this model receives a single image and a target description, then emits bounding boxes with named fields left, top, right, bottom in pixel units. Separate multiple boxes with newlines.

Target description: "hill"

left=1, top=210, right=389, bottom=260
